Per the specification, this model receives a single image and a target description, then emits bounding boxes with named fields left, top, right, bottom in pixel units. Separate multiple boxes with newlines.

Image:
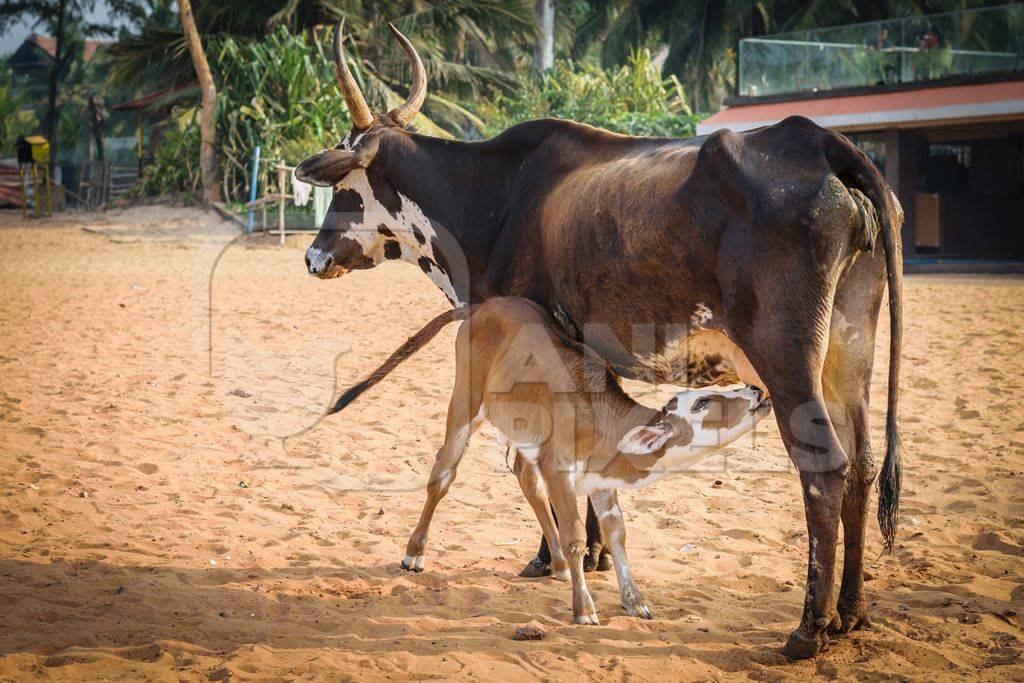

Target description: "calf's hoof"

left=780, top=628, right=829, bottom=660
left=573, top=613, right=600, bottom=625
left=401, top=554, right=424, bottom=573
left=518, top=556, right=552, bottom=578
left=551, top=564, right=571, bottom=582
left=597, top=551, right=613, bottom=572
left=624, top=602, right=653, bottom=620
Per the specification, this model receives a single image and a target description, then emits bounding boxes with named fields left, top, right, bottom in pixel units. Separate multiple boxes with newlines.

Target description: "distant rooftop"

left=737, top=3, right=1024, bottom=100
left=10, top=35, right=111, bottom=70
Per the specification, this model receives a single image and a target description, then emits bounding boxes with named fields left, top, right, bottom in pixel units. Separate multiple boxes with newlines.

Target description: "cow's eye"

left=692, top=398, right=710, bottom=412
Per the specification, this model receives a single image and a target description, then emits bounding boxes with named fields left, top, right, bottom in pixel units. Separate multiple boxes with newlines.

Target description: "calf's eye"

left=693, top=398, right=710, bottom=412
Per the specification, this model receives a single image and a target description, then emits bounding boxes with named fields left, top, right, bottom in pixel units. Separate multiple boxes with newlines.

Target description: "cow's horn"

left=385, top=22, right=426, bottom=128
left=333, top=18, right=374, bottom=130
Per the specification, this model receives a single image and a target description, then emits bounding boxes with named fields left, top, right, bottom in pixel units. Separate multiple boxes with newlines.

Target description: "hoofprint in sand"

left=0, top=206, right=1021, bottom=680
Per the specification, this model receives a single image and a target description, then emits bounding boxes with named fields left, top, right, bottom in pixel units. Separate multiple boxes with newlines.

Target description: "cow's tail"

left=825, top=131, right=904, bottom=554
left=328, top=304, right=481, bottom=414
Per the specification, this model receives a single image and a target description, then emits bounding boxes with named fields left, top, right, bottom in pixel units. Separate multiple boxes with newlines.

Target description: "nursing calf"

left=331, top=297, right=771, bottom=624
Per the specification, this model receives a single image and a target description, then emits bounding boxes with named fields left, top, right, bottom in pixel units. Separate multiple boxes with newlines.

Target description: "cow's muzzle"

left=305, top=246, right=345, bottom=278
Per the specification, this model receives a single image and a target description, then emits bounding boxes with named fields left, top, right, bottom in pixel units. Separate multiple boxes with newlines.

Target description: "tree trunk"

left=178, top=0, right=222, bottom=203
left=44, top=0, right=68, bottom=166
left=534, top=0, right=555, bottom=71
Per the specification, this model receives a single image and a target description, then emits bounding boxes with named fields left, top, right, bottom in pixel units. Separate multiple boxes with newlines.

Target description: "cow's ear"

left=294, top=149, right=364, bottom=187
left=618, top=422, right=675, bottom=455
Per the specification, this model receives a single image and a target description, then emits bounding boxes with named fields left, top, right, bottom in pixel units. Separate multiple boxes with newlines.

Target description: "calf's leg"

left=543, top=465, right=598, bottom=625
left=590, top=489, right=651, bottom=619
left=401, top=397, right=479, bottom=573
left=513, top=452, right=570, bottom=580
left=521, top=498, right=610, bottom=577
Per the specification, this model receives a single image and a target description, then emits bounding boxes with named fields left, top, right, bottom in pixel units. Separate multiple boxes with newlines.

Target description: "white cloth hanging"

left=291, top=168, right=311, bottom=207
left=313, top=185, right=332, bottom=228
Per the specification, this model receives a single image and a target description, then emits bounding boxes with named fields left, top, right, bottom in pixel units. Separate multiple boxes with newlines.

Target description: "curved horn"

left=333, top=18, right=374, bottom=130
left=385, top=22, right=427, bottom=128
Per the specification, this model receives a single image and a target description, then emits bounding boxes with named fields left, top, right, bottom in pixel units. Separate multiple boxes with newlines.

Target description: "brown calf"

left=332, top=297, right=771, bottom=624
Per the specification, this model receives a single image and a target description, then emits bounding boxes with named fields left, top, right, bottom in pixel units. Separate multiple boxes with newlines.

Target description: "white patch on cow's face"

left=328, top=169, right=464, bottom=306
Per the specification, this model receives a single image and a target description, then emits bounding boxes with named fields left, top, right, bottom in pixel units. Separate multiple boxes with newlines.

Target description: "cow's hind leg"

left=738, top=330, right=849, bottom=659
left=513, top=452, right=570, bottom=580
left=401, top=393, right=480, bottom=573
left=826, top=267, right=885, bottom=634
left=590, top=489, right=651, bottom=618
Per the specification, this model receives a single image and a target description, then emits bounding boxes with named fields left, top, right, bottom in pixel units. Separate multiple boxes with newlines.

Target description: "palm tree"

left=107, top=0, right=537, bottom=135
left=177, top=0, right=220, bottom=202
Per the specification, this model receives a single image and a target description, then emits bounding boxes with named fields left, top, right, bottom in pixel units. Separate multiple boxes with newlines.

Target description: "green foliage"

left=138, top=124, right=200, bottom=196
left=0, top=78, right=40, bottom=151
left=478, top=50, right=701, bottom=138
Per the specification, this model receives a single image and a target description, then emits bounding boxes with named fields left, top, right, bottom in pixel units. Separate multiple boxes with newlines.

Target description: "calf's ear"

left=618, top=422, right=675, bottom=455
left=295, top=149, right=364, bottom=186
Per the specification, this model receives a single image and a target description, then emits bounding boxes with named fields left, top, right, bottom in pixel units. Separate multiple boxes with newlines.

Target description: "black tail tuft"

left=327, top=381, right=369, bottom=415
left=877, top=420, right=902, bottom=553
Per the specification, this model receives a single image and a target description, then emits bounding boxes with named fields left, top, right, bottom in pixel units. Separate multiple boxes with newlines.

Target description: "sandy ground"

left=0, top=205, right=1022, bottom=681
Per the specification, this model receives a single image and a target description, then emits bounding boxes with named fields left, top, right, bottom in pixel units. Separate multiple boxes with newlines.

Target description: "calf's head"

left=618, top=386, right=771, bottom=455
left=298, top=20, right=432, bottom=280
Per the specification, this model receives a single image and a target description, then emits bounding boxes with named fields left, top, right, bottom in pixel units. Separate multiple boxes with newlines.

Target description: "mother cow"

left=300, top=21, right=903, bottom=659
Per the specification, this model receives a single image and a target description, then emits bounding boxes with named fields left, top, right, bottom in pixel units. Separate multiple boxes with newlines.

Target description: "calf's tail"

left=328, top=304, right=480, bottom=414
left=825, top=131, right=904, bottom=553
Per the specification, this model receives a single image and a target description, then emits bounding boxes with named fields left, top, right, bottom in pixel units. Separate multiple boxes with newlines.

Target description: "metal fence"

left=738, top=3, right=1024, bottom=97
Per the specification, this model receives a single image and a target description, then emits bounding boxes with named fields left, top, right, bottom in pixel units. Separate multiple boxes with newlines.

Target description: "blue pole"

left=247, top=144, right=261, bottom=234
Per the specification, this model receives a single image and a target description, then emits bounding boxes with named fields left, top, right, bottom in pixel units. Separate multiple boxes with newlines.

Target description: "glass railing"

left=738, top=4, right=1024, bottom=97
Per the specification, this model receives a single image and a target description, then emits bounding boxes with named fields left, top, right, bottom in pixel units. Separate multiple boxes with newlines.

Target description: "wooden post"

left=277, top=164, right=287, bottom=246
left=43, top=162, right=52, bottom=215
left=31, top=163, right=39, bottom=217
left=19, top=166, right=26, bottom=219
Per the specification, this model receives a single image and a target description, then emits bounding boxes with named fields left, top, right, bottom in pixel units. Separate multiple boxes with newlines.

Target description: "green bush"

left=0, top=78, right=40, bottom=152
left=478, top=50, right=702, bottom=138
left=142, top=37, right=705, bottom=203
left=144, top=26, right=347, bottom=202
left=138, top=124, right=201, bottom=197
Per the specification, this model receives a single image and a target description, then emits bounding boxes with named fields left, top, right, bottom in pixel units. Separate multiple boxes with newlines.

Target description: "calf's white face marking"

left=575, top=387, right=770, bottom=495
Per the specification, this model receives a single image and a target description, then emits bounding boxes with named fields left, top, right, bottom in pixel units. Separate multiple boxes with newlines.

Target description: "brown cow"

left=301, top=20, right=904, bottom=658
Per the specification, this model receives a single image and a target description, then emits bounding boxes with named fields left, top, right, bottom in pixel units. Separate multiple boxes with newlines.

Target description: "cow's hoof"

left=518, top=556, right=552, bottom=578
left=780, top=628, right=828, bottom=659
left=401, top=554, right=424, bottom=573
left=833, top=601, right=871, bottom=634
left=596, top=551, right=613, bottom=572
left=583, top=545, right=603, bottom=572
